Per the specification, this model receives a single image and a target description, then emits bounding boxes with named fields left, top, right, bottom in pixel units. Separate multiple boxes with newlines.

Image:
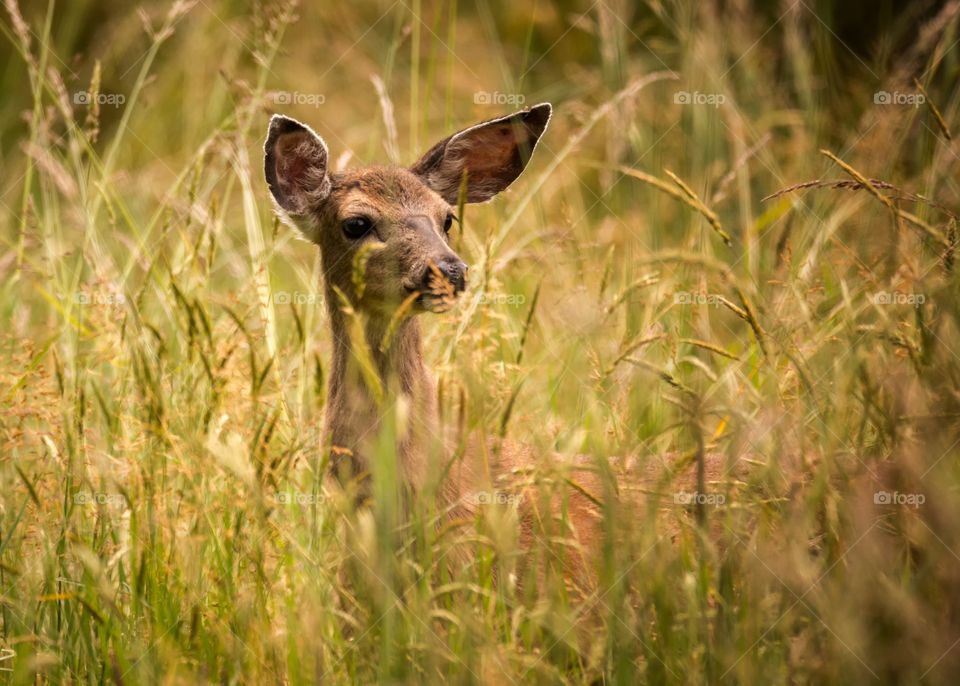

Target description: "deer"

left=263, top=103, right=738, bottom=594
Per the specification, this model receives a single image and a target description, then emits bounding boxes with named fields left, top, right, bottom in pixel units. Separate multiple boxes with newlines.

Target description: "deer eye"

left=342, top=216, right=373, bottom=239
left=443, top=213, right=455, bottom=234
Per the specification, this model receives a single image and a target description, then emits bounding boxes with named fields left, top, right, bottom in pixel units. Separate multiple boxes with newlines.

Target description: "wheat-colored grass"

left=2, top=0, right=960, bottom=683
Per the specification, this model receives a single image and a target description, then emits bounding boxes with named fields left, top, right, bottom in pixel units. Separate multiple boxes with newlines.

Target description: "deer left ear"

left=264, top=114, right=331, bottom=218
left=411, top=103, right=551, bottom=204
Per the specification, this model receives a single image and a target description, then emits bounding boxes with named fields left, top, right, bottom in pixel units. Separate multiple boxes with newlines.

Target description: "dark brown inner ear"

left=275, top=132, right=318, bottom=195
left=449, top=123, right=536, bottom=193
left=266, top=127, right=330, bottom=215
left=410, top=104, right=551, bottom=204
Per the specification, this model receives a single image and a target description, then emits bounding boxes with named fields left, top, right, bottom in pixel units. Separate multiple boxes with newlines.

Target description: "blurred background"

left=2, top=0, right=960, bottom=683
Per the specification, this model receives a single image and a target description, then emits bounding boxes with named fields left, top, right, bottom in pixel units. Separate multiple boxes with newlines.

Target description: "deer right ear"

left=410, top=103, right=551, bottom=204
left=263, top=115, right=331, bottom=218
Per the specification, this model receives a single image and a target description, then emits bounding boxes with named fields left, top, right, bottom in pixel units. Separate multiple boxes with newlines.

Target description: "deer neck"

left=323, top=294, right=437, bottom=492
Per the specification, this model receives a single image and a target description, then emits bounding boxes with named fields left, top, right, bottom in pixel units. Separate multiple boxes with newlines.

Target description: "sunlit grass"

left=2, top=0, right=960, bottom=683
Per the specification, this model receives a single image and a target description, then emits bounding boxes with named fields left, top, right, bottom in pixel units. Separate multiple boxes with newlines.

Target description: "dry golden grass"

left=2, top=0, right=960, bottom=683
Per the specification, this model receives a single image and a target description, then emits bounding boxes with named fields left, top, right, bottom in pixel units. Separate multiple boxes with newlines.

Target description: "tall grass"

left=2, top=0, right=960, bottom=683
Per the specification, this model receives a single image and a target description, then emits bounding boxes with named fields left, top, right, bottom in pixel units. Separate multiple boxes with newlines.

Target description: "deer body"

left=324, top=306, right=462, bottom=505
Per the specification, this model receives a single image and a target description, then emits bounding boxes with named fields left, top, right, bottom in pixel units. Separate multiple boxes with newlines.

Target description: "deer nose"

left=424, top=257, right=467, bottom=294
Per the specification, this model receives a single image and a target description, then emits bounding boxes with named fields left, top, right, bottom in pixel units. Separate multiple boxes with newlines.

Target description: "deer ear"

left=264, top=115, right=331, bottom=216
left=411, top=103, right=551, bottom=204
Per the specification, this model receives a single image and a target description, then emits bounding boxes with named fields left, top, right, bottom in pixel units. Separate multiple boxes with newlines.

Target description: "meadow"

left=2, top=0, right=960, bottom=683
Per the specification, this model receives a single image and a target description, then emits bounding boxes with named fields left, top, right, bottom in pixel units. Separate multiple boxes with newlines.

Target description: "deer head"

left=264, top=104, right=551, bottom=494
left=263, top=103, right=552, bottom=316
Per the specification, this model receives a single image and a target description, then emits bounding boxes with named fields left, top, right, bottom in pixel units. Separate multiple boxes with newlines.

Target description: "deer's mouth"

left=405, top=264, right=462, bottom=314
left=408, top=288, right=457, bottom=314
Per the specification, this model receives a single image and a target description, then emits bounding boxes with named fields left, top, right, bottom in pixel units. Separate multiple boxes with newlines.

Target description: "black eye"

left=342, top=216, right=373, bottom=239
left=443, top=213, right=455, bottom=234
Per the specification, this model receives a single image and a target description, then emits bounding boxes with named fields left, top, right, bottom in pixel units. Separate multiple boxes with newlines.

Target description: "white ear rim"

left=411, top=102, right=553, bottom=204
left=447, top=102, right=552, bottom=149
left=263, top=114, right=331, bottom=242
